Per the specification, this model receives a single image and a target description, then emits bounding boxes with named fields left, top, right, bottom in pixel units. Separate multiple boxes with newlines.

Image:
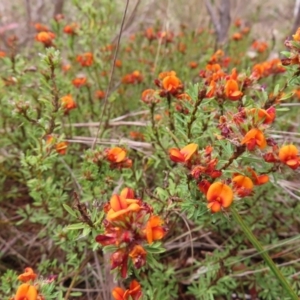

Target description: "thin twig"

left=92, top=0, right=130, bottom=149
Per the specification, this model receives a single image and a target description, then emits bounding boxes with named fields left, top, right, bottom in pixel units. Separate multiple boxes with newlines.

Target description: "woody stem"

left=187, top=96, right=203, bottom=140
left=231, top=207, right=298, bottom=300
left=150, top=103, right=166, bottom=153
left=167, top=93, right=175, bottom=132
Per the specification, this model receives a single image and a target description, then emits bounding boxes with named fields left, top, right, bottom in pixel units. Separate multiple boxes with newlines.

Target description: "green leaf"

left=65, top=223, right=85, bottom=230
left=62, top=204, right=77, bottom=218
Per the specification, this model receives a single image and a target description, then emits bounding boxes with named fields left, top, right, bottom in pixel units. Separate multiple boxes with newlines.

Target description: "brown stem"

left=187, top=96, right=203, bottom=140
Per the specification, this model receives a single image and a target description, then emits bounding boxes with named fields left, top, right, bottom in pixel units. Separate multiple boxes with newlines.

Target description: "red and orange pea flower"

left=252, top=40, right=268, bottom=53
left=55, top=142, right=69, bottom=155
left=144, top=215, right=166, bottom=244
left=176, top=93, right=192, bottom=101
left=0, top=50, right=6, bottom=58
left=72, top=76, right=87, bottom=88
left=209, top=50, right=224, bottom=64
left=12, top=267, right=39, bottom=300
left=248, top=107, right=276, bottom=125
left=76, top=52, right=94, bottom=67
left=122, top=71, right=143, bottom=84
left=112, top=280, right=142, bottom=300
left=247, top=168, right=269, bottom=185
left=232, top=174, right=254, bottom=197
left=106, top=147, right=127, bottom=164
left=60, top=94, right=77, bottom=113
left=18, top=268, right=37, bottom=283
left=129, top=131, right=144, bottom=141
left=95, top=90, right=105, bottom=100
left=141, top=89, right=159, bottom=104
left=241, top=128, right=267, bottom=151
left=63, top=23, right=79, bottom=35
left=169, top=143, right=198, bottom=163
left=46, top=135, right=68, bottom=155
left=34, top=23, right=49, bottom=32
left=197, top=179, right=211, bottom=195
left=115, top=59, right=122, bottom=67
left=232, top=32, right=243, bottom=41
left=224, top=79, right=243, bottom=101
left=106, top=194, right=141, bottom=221
left=206, top=80, right=216, bottom=98
left=206, top=182, right=234, bottom=213
left=35, top=31, right=55, bottom=46
left=144, top=27, right=156, bottom=41
left=162, top=74, right=182, bottom=94
left=62, top=63, right=71, bottom=72
left=14, top=283, right=38, bottom=300
left=278, top=144, right=300, bottom=170
left=189, top=61, right=198, bottom=69
left=129, top=245, right=147, bottom=268
left=158, top=70, right=176, bottom=80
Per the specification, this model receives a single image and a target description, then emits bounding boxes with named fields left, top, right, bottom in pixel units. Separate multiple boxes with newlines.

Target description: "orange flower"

left=206, top=80, right=216, bottom=98
left=224, top=79, right=243, bottom=101
left=206, top=63, right=222, bottom=73
left=129, top=131, right=144, bottom=141
left=232, top=32, right=243, bottom=41
left=197, top=179, right=211, bottom=195
left=112, top=280, right=142, bottom=300
left=144, top=27, right=156, bottom=41
left=248, top=107, right=275, bottom=125
left=232, top=175, right=253, bottom=197
left=144, top=215, right=165, bottom=244
left=122, top=71, right=143, bottom=84
left=17, top=268, right=37, bottom=283
left=72, top=76, right=87, bottom=88
left=46, top=136, right=68, bottom=155
left=55, top=142, right=68, bottom=155
left=61, top=94, right=77, bottom=112
left=169, top=143, right=198, bottom=163
left=34, top=23, right=49, bottom=32
left=293, top=27, right=300, bottom=42
left=129, top=245, right=147, bottom=268
left=162, top=75, right=181, bottom=93
left=176, top=93, right=191, bottom=101
left=278, top=144, right=300, bottom=169
left=158, top=70, right=176, bottom=80
left=206, top=182, right=233, bottom=213
left=247, top=168, right=269, bottom=185
left=76, top=52, right=93, bottom=67
left=241, top=128, right=267, bottom=150
left=115, top=59, right=122, bottom=67
left=234, top=18, right=242, bottom=27
left=141, top=89, right=158, bottom=104
left=35, top=31, right=55, bottom=46
left=252, top=41, right=268, bottom=53
left=63, top=23, right=79, bottom=35
left=106, top=147, right=127, bottom=163
left=189, top=61, right=198, bottom=69
left=0, top=51, right=6, bottom=58
left=62, top=64, right=71, bottom=72
left=95, top=90, right=105, bottom=100
left=15, top=284, right=38, bottom=300
left=120, top=187, right=134, bottom=199
left=242, top=27, right=250, bottom=35
left=178, top=42, right=186, bottom=53
left=106, top=195, right=140, bottom=221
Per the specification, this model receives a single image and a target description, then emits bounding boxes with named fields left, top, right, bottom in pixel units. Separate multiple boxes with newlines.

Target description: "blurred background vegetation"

left=0, top=0, right=299, bottom=51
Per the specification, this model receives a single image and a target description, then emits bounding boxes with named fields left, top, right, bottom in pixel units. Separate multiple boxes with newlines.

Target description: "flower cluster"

left=95, top=187, right=166, bottom=278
